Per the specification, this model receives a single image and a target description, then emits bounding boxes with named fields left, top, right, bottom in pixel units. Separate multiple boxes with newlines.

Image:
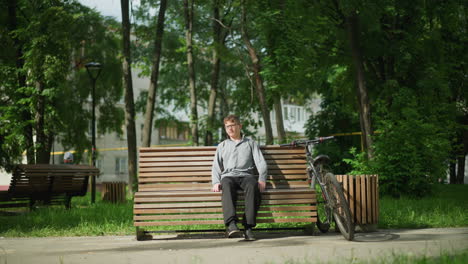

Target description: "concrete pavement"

left=1, top=228, right=467, bottom=264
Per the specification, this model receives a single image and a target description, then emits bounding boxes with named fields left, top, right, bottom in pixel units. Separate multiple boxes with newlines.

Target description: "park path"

left=1, top=227, right=467, bottom=264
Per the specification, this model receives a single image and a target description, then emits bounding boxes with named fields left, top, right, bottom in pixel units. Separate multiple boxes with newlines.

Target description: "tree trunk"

left=456, top=155, right=466, bottom=184
left=456, top=120, right=468, bottom=184
left=241, top=1, right=273, bottom=145
left=267, top=0, right=286, bottom=144
left=8, top=0, right=35, bottom=164
left=184, top=0, right=198, bottom=146
left=274, top=97, right=286, bottom=143
left=449, top=158, right=457, bottom=184
left=206, top=0, right=231, bottom=146
left=121, top=0, right=137, bottom=195
left=346, top=12, right=374, bottom=159
left=35, top=81, right=49, bottom=164
left=142, top=0, right=167, bottom=147
left=219, top=80, right=229, bottom=139
left=205, top=0, right=221, bottom=146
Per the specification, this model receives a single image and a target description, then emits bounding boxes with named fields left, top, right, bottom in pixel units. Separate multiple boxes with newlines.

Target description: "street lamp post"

left=85, top=62, right=102, bottom=204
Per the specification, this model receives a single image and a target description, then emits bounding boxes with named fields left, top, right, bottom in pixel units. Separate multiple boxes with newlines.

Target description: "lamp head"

left=85, top=62, right=102, bottom=80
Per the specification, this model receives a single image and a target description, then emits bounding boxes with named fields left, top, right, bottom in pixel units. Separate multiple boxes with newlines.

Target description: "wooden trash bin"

left=336, top=175, right=379, bottom=231
left=101, top=182, right=126, bottom=203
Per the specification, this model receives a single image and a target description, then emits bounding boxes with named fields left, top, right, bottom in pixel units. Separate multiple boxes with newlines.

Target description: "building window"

left=115, top=157, right=127, bottom=174
left=96, top=159, right=103, bottom=170
left=283, top=107, right=288, bottom=120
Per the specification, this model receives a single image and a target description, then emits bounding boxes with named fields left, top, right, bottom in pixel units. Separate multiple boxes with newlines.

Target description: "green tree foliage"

left=132, top=0, right=464, bottom=196
left=133, top=0, right=264, bottom=143
left=2, top=0, right=464, bottom=198
left=305, top=69, right=361, bottom=174
left=304, top=0, right=465, bottom=197
left=0, top=0, right=123, bottom=168
left=373, top=88, right=453, bottom=197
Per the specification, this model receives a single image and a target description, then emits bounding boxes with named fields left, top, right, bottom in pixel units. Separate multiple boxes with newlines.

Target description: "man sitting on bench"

left=211, top=114, right=268, bottom=241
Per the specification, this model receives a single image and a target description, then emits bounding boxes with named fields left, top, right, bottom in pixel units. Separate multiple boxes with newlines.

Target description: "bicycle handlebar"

left=279, top=136, right=335, bottom=147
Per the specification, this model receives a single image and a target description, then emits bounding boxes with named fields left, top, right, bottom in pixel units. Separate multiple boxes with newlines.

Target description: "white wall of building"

left=254, top=97, right=321, bottom=142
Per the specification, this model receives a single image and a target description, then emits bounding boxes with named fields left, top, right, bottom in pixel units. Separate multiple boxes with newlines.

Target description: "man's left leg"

left=240, top=176, right=261, bottom=240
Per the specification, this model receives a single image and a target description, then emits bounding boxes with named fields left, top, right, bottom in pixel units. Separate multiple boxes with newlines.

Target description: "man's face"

left=224, top=120, right=242, bottom=140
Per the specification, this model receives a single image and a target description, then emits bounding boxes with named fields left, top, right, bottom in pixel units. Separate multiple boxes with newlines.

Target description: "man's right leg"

left=221, top=177, right=241, bottom=237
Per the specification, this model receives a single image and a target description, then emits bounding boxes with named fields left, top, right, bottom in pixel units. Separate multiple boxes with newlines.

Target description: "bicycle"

left=280, top=136, right=354, bottom=241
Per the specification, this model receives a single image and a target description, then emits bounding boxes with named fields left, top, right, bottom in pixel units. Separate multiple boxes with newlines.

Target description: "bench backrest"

left=138, top=145, right=308, bottom=191
left=9, top=164, right=99, bottom=199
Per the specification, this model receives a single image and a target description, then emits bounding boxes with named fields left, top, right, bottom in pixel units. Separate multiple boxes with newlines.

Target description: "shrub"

left=372, top=88, right=453, bottom=197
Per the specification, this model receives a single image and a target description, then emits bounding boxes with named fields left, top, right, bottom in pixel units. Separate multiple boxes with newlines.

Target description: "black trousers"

left=221, top=176, right=261, bottom=228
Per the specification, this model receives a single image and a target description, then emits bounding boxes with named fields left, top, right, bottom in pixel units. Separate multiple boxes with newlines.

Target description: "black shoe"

left=226, top=222, right=241, bottom=238
left=243, top=228, right=256, bottom=241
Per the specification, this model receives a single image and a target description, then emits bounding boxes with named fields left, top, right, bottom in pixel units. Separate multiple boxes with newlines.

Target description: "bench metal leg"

left=136, top=227, right=153, bottom=241
left=304, top=224, right=316, bottom=235
left=64, top=196, right=72, bottom=209
left=29, top=199, right=36, bottom=210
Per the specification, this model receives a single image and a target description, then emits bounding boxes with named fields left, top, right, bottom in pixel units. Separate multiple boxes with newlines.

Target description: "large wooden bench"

left=134, top=145, right=317, bottom=240
left=0, top=164, right=99, bottom=210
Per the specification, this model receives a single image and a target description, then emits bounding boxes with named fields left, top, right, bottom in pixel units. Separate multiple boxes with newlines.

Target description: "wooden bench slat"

left=134, top=205, right=317, bottom=215
left=140, top=146, right=216, bottom=152
left=138, top=175, right=309, bottom=183
left=138, top=159, right=307, bottom=167
left=140, top=156, right=216, bottom=162
left=135, top=193, right=315, bottom=203
left=135, top=198, right=315, bottom=209
left=139, top=148, right=305, bottom=156
left=140, top=154, right=305, bottom=161
left=139, top=161, right=214, bottom=167
left=139, top=164, right=306, bottom=171
left=138, top=182, right=310, bottom=191
left=135, top=217, right=316, bottom=227
left=139, top=166, right=212, bottom=171
left=134, top=211, right=317, bottom=221
left=263, top=154, right=306, bottom=160
left=138, top=169, right=307, bottom=178
left=134, top=188, right=314, bottom=197
left=266, top=159, right=306, bottom=165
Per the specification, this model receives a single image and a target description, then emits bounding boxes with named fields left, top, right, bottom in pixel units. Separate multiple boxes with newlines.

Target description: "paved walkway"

left=1, top=228, right=467, bottom=264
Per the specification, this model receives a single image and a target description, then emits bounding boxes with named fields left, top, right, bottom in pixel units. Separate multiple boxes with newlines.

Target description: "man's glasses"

left=225, top=124, right=238, bottom=129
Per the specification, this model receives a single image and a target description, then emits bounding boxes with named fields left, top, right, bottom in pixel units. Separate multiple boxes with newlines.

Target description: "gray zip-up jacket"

left=211, top=137, right=268, bottom=185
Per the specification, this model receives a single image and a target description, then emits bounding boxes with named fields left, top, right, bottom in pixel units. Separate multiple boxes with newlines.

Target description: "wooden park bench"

left=0, top=164, right=99, bottom=210
left=134, top=145, right=318, bottom=240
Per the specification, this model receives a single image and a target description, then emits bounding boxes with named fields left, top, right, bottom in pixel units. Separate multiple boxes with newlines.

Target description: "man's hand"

left=212, top=183, right=221, bottom=192
left=258, top=181, right=266, bottom=192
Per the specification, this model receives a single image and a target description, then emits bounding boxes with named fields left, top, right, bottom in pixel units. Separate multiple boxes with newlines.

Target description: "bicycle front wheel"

left=323, top=172, right=354, bottom=241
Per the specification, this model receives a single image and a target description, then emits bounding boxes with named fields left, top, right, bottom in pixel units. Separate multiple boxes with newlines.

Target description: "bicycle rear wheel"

left=323, top=172, right=354, bottom=241
left=313, top=163, right=332, bottom=233
left=315, top=183, right=332, bottom=233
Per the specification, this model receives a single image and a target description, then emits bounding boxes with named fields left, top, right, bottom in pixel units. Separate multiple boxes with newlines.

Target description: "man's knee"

left=242, top=177, right=259, bottom=191
left=221, top=177, right=235, bottom=187
left=221, top=177, right=239, bottom=193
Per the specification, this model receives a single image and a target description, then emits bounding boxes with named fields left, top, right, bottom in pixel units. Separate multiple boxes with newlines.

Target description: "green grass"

left=0, top=193, right=134, bottom=237
left=282, top=249, right=468, bottom=264
left=0, top=184, right=467, bottom=237
left=379, top=184, right=468, bottom=229
left=382, top=250, right=468, bottom=264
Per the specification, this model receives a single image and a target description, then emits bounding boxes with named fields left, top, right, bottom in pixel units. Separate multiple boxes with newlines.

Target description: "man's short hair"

left=223, top=114, right=240, bottom=125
